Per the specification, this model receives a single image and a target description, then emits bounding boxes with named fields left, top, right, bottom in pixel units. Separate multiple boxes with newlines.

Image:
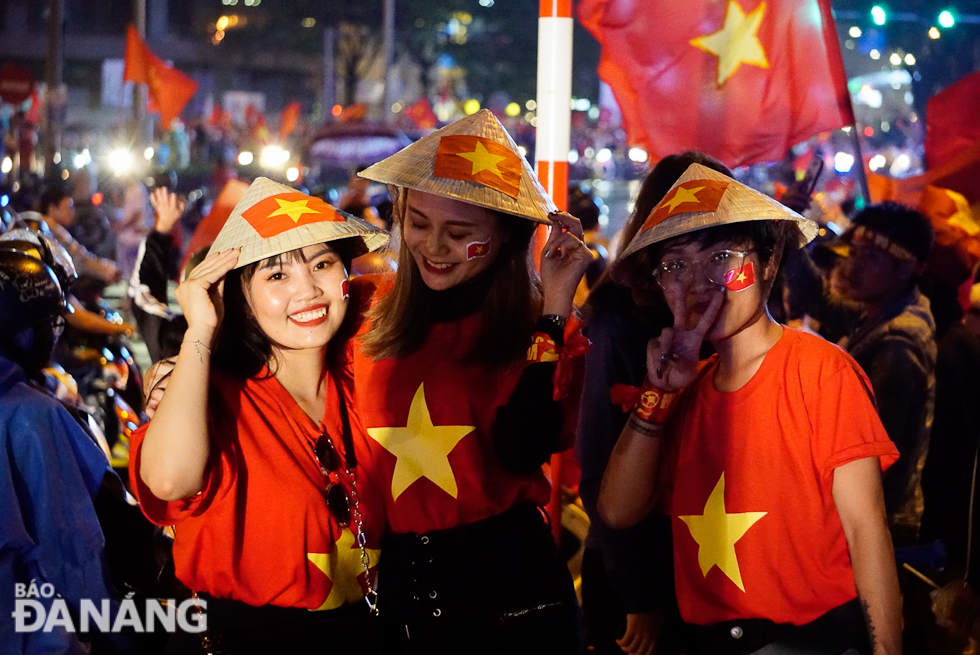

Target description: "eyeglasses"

left=312, top=433, right=351, bottom=527
left=654, top=249, right=754, bottom=290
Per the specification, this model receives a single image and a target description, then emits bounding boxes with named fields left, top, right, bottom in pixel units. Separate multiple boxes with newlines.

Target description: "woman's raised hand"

left=645, top=284, right=724, bottom=391
left=149, top=187, right=186, bottom=235
left=175, top=249, right=239, bottom=341
left=540, top=210, right=593, bottom=317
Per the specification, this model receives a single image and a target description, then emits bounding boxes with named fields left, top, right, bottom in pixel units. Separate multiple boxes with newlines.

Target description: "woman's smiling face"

left=401, top=189, right=506, bottom=291
left=245, top=243, right=349, bottom=353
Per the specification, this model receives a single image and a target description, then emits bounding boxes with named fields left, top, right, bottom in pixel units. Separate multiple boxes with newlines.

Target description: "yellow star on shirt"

left=663, top=185, right=706, bottom=213
left=690, top=0, right=770, bottom=87
left=268, top=198, right=321, bottom=223
left=678, top=473, right=766, bottom=592
left=367, top=384, right=474, bottom=500
left=456, top=141, right=508, bottom=178
left=308, top=528, right=381, bottom=611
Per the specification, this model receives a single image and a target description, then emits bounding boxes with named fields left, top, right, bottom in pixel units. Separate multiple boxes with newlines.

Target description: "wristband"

left=527, top=332, right=561, bottom=364
left=632, top=379, right=679, bottom=424
left=540, top=314, right=568, bottom=332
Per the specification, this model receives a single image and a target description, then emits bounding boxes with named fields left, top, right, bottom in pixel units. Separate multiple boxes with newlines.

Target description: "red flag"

left=123, top=25, right=149, bottom=84
left=724, top=261, right=756, bottom=292
left=123, top=25, right=198, bottom=127
left=579, top=0, right=853, bottom=167
left=280, top=102, right=301, bottom=141
left=405, top=98, right=438, bottom=131
left=241, top=193, right=344, bottom=239
left=465, top=239, right=491, bottom=260
left=926, top=71, right=980, bottom=171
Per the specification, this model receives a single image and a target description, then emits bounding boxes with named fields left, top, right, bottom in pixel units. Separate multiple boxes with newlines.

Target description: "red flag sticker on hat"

left=434, top=135, right=522, bottom=199
left=724, top=261, right=756, bottom=292
left=642, top=179, right=731, bottom=232
left=242, top=193, right=343, bottom=238
left=466, top=238, right=491, bottom=260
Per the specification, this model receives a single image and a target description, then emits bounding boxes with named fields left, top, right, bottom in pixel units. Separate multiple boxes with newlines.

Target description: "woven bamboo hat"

left=209, top=177, right=388, bottom=269
left=612, top=163, right=817, bottom=286
left=358, top=109, right=557, bottom=224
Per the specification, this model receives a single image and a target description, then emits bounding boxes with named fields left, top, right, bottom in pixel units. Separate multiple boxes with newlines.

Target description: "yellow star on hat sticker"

left=308, top=528, right=381, bottom=611
left=691, top=0, right=770, bottom=87
left=456, top=141, right=508, bottom=179
left=367, top=384, right=474, bottom=501
left=678, top=473, right=766, bottom=592
left=664, top=185, right=706, bottom=213
left=269, top=198, right=321, bottom=223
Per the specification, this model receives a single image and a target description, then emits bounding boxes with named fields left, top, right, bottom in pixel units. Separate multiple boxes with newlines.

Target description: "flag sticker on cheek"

left=466, top=238, right=491, bottom=261
left=341, top=278, right=350, bottom=301
left=723, top=261, right=756, bottom=292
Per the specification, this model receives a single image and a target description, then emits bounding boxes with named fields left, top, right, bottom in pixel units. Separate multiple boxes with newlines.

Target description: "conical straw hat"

left=209, top=177, right=388, bottom=269
left=358, top=109, right=557, bottom=223
left=612, top=163, right=817, bottom=287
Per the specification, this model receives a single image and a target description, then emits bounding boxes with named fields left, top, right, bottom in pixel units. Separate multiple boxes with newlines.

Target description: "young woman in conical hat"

left=598, top=163, right=902, bottom=654
left=350, top=109, right=592, bottom=652
left=131, top=179, right=389, bottom=653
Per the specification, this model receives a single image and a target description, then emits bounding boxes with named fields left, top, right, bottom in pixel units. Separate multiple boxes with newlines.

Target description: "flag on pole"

left=124, top=25, right=198, bottom=128
left=926, top=70, right=980, bottom=171
left=579, top=0, right=853, bottom=167
left=279, top=102, right=301, bottom=141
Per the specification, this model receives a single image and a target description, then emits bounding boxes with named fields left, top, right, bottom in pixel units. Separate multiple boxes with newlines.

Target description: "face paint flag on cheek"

left=724, top=261, right=756, bottom=292
left=341, top=279, right=350, bottom=301
left=466, top=238, right=491, bottom=261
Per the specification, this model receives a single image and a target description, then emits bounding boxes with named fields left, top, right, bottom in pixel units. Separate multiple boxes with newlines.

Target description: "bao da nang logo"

left=12, top=580, right=206, bottom=634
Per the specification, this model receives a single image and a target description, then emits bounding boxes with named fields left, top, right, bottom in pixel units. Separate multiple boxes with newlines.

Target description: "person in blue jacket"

left=0, top=234, right=121, bottom=654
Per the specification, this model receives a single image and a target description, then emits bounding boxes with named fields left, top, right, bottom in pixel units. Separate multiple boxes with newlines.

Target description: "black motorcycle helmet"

left=0, top=250, right=68, bottom=335
left=0, top=228, right=78, bottom=298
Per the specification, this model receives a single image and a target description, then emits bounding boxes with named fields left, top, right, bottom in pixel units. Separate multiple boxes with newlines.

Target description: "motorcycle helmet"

left=0, top=251, right=68, bottom=338
left=0, top=228, right=78, bottom=296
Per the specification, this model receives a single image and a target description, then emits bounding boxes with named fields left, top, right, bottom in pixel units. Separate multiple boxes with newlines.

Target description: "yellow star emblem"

left=367, top=384, right=474, bottom=500
left=307, top=528, right=381, bottom=611
left=663, top=185, right=706, bottom=213
left=678, top=473, right=766, bottom=592
left=690, top=1, right=770, bottom=87
left=268, top=198, right=321, bottom=223
left=735, top=271, right=747, bottom=283
left=456, top=141, right=508, bottom=179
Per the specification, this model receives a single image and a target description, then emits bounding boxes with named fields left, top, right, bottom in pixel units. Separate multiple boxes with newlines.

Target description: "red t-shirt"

left=129, top=366, right=384, bottom=610
left=349, top=275, right=551, bottom=534
left=664, top=328, right=899, bottom=625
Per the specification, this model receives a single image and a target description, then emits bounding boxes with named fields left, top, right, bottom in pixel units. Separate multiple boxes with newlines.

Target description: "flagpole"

left=848, top=126, right=872, bottom=206
left=535, top=0, right=573, bottom=544
left=132, top=0, right=150, bottom=149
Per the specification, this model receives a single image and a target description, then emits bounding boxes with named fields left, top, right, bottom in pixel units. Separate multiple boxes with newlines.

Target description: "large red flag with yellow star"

left=579, top=0, right=853, bottom=167
left=124, top=25, right=198, bottom=128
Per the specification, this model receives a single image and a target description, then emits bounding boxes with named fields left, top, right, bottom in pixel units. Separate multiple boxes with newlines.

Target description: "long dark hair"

left=211, top=240, right=357, bottom=379
left=360, top=195, right=540, bottom=368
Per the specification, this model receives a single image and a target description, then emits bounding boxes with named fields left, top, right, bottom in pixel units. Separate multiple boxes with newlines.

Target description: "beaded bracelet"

left=182, top=339, right=211, bottom=364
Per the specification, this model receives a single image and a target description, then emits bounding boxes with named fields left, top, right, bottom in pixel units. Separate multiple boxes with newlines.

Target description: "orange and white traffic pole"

left=535, top=0, right=573, bottom=543
left=535, top=0, right=573, bottom=213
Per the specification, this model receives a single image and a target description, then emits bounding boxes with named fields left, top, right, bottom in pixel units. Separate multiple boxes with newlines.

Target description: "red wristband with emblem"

left=527, top=332, right=561, bottom=364
left=632, top=379, right=679, bottom=424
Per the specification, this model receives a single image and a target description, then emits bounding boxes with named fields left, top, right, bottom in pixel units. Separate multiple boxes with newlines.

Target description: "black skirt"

left=377, top=502, right=583, bottom=655
left=162, top=593, right=377, bottom=655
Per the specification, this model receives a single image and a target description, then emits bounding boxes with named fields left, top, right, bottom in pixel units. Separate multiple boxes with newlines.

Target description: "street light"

left=938, top=10, right=955, bottom=28
left=871, top=5, right=887, bottom=25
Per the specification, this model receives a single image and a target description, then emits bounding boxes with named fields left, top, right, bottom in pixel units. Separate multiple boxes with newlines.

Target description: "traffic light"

left=871, top=5, right=887, bottom=25
left=938, top=10, right=955, bottom=28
